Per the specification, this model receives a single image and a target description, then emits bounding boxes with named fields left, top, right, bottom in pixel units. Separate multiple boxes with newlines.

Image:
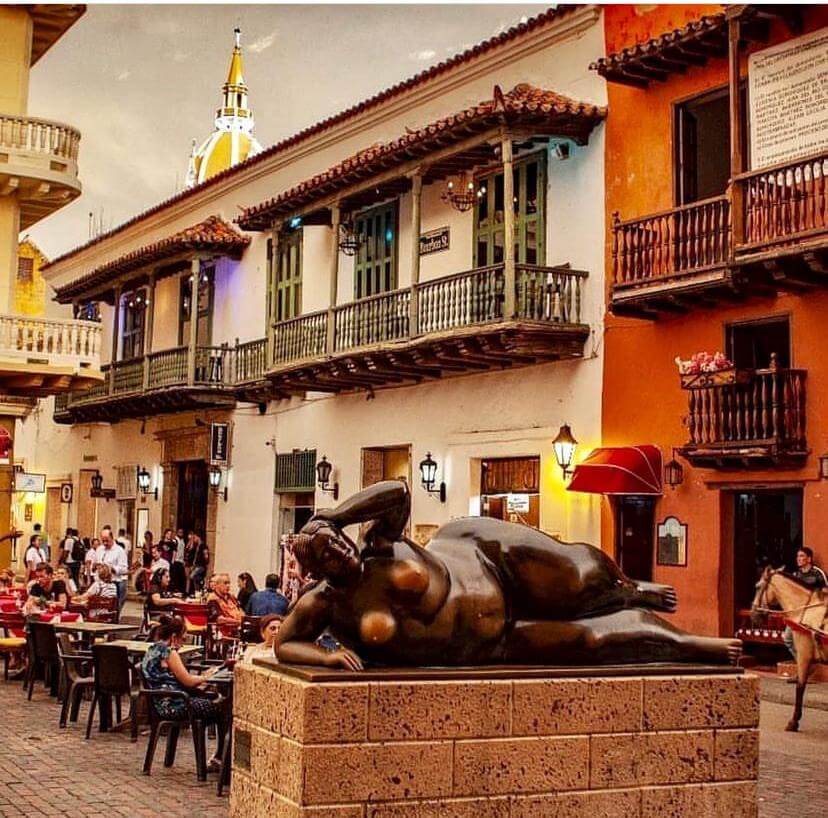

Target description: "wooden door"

left=177, top=461, right=208, bottom=539
left=354, top=202, right=397, bottom=299
left=615, top=497, right=655, bottom=582
left=275, top=228, right=302, bottom=322
left=45, top=487, right=62, bottom=547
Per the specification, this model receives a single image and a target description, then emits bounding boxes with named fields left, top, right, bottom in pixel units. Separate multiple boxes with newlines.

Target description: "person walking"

left=186, top=534, right=210, bottom=595
left=24, top=534, right=48, bottom=582
left=60, top=528, right=82, bottom=587
left=97, top=526, right=129, bottom=611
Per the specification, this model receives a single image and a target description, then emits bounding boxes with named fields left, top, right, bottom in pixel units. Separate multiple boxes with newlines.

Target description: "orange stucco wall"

left=601, top=6, right=828, bottom=636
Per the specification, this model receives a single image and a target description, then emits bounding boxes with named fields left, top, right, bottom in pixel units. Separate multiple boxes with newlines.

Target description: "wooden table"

left=107, top=640, right=202, bottom=657
left=53, top=622, right=136, bottom=643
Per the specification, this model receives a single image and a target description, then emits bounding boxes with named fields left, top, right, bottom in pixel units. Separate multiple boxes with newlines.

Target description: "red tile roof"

left=238, top=83, right=606, bottom=230
left=54, top=216, right=249, bottom=302
left=589, top=13, right=728, bottom=86
left=45, top=5, right=582, bottom=271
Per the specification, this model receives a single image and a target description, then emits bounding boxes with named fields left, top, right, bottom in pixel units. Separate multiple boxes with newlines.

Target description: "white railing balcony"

left=0, top=114, right=82, bottom=229
left=0, top=314, right=102, bottom=393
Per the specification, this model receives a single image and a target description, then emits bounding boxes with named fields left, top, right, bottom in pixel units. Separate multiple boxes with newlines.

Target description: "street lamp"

left=209, top=465, right=228, bottom=502
left=664, top=454, right=684, bottom=489
left=315, top=456, right=339, bottom=500
left=552, top=424, right=578, bottom=479
left=90, top=471, right=103, bottom=494
left=419, top=452, right=446, bottom=502
left=136, top=466, right=158, bottom=500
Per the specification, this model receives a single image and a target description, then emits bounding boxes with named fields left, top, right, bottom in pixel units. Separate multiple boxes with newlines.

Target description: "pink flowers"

left=675, top=351, right=733, bottom=375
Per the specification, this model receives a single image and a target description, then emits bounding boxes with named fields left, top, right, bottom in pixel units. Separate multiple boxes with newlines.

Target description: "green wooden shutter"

left=474, top=153, right=546, bottom=267
left=276, top=228, right=303, bottom=322
left=354, top=202, right=398, bottom=299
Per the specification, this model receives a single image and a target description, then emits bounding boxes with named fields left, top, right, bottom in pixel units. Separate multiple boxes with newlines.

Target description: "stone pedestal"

left=230, top=661, right=759, bottom=818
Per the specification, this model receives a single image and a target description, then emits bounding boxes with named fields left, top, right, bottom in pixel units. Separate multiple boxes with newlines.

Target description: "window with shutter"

left=353, top=202, right=398, bottom=299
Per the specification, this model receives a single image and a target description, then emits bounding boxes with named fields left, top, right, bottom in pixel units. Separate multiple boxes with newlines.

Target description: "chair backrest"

left=0, top=611, right=25, bottom=638
left=86, top=595, right=119, bottom=623
left=30, top=621, right=60, bottom=662
left=57, top=633, right=89, bottom=683
left=92, top=643, right=132, bottom=695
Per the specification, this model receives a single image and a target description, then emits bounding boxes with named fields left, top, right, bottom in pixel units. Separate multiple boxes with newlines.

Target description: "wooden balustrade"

left=194, top=345, right=231, bottom=385
left=272, top=311, right=328, bottom=365
left=234, top=337, right=268, bottom=383
left=0, top=114, right=81, bottom=161
left=147, top=347, right=188, bottom=388
left=334, top=290, right=410, bottom=352
left=516, top=264, right=585, bottom=323
left=613, top=195, right=730, bottom=285
left=683, top=366, right=806, bottom=457
left=0, top=313, right=101, bottom=365
left=111, top=359, right=144, bottom=395
left=738, top=151, right=828, bottom=249
left=417, top=265, right=503, bottom=334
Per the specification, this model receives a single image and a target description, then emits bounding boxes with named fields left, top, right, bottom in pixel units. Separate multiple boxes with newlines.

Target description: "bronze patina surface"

left=275, top=480, right=742, bottom=670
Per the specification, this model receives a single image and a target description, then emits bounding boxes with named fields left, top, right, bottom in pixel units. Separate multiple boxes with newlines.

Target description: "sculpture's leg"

left=632, top=581, right=678, bottom=613
left=503, top=609, right=742, bottom=666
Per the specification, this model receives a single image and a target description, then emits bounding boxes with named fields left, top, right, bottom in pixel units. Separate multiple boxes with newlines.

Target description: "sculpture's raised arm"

left=310, top=480, right=410, bottom=544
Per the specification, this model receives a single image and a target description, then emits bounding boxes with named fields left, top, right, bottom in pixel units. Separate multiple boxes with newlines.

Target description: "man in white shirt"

left=24, top=534, right=48, bottom=581
left=97, top=526, right=129, bottom=610
left=148, top=544, right=170, bottom=576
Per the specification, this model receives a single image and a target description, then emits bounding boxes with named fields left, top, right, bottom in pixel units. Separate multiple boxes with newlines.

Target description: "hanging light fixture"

left=552, top=424, right=578, bottom=479
left=338, top=219, right=366, bottom=256
left=315, top=456, right=339, bottom=500
left=209, top=465, right=228, bottom=502
left=664, top=452, right=685, bottom=489
left=418, top=452, right=446, bottom=502
left=441, top=173, right=478, bottom=212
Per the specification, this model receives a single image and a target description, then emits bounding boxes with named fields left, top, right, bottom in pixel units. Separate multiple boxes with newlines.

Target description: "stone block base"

left=230, top=662, right=759, bottom=818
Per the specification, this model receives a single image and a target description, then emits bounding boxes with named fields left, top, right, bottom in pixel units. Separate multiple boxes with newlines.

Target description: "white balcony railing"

left=0, top=314, right=102, bottom=372
left=0, top=115, right=80, bottom=162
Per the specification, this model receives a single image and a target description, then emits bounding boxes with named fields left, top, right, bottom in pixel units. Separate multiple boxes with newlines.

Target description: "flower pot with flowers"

left=675, top=351, right=749, bottom=389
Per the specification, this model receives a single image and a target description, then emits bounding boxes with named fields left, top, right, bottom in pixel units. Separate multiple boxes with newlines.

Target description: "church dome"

left=186, top=28, right=263, bottom=188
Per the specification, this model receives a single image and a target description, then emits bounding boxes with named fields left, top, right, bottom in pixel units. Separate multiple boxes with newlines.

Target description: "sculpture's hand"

left=324, top=647, right=364, bottom=671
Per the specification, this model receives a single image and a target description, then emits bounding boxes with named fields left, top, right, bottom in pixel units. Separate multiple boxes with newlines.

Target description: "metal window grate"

left=274, top=449, right=316, bottom=494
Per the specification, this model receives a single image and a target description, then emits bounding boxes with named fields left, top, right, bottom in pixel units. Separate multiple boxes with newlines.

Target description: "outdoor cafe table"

left=107, top=640, right=202, bottom=658
left=53, top=621, right=136, bottom=645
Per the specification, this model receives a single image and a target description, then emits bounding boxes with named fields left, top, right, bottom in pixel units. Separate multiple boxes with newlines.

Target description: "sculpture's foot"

left=635, top=581, right=677, bottom=613
left=688, top=636, right=742, bottom=666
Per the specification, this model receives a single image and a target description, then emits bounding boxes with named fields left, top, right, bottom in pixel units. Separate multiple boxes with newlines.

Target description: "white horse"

left=751, top=566, right=827, bottom=731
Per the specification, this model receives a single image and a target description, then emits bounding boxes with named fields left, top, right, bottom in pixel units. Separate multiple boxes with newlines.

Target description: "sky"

left=27, top=3, right=548, bottom=259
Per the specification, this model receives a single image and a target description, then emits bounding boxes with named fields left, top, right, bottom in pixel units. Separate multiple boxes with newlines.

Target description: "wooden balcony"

left=611, top=150, right=828, bottom=317
left=265, top=263, right=589, bottom=396
left=0, top=115, right=82, bottom=229
left=0, top=313, right=102, bottom=396
left=53, top=340, right=270, bottom=424
left=678, top=364, right=807, bottom=468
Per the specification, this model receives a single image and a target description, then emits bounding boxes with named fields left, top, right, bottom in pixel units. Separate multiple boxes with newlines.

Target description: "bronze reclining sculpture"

left=274, top=480, right=741, bottom=670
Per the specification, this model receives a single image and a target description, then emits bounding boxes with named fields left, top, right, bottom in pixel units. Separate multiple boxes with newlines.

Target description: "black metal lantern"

left=209, top=465, right=228, bottom=501
left=419, top=452, right=446, bottom=503
left=338, top=220, right=366, bottom=256
left=664, top=456, right=685, bottom=489
left=136, top=466, right=158, bottom=500
left=90, top=471, right=103, bottom=493
left=315, top=456, right=339, bottom=500
left=552, top=424, right=578, bottom=478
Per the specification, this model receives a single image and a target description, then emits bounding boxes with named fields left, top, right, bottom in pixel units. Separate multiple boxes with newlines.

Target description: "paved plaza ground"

left=0, top=674, right=824, bottom=817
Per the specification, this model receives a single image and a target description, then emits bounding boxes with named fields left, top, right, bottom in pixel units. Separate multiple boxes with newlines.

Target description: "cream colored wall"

left=152, top=274, right=180, bottom=350
left=0, top=6, right=31, bottom=116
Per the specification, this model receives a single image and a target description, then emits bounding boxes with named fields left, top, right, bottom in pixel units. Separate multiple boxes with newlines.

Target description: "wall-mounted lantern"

left=136, top=466, right=158, bottom=500
left=315, top=456, right=339, bottom=500
left=209, top=465, right=228, bottom=502
left=418, top=452, right=446, bottom=503
left=664, top=453, right=685, bottom=489
left=90, top=470, right=115, bottom=501
left=552, top=424, right=578, bottom=479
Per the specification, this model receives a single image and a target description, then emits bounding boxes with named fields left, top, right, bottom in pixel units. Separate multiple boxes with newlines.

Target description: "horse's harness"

left=753, top=572, right=826, bottom=631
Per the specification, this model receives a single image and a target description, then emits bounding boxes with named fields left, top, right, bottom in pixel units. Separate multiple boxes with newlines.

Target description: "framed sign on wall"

left=657, top=516, right=688, bottom=567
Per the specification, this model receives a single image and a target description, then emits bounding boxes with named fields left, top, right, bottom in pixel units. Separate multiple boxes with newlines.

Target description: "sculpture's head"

left=294, top=520, right=361, bottom=586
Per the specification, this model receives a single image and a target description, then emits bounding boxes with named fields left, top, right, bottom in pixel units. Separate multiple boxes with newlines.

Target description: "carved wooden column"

left=409, top=170, right=423, bottom=337
left=501, top=134, right=516, bottom=319
left=142, top=270, right=157, bottom=390
left=267, top=223, right=281, bottom=366
left=727, top=7, right=746, bottom=250
left=109, top=283, right=122, bottom=394
left=326, top=203, right=341, bottom=354
left=187, top=257, right=201, bottom=385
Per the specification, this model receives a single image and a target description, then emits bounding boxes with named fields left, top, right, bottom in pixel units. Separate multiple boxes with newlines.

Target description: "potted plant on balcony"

left=675, top=351, right=747, bottom=389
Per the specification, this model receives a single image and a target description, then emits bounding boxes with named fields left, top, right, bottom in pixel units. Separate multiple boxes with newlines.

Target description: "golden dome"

left=186, top=28, right=263, bottom=188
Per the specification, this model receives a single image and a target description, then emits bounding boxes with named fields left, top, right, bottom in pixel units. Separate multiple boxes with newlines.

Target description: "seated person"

left=54, top=566, right=77, bottom=596
left=207, top=573, right=243, bottom=626
left=145, top=567, right=180, bottom=621
left=141, top=614, right=226, bottom=770
left=245, top=573, right=289, bottom=616
left=149, top=544, right=170, bottom=576
left=240, top=614, right=283, bottom=663
left=24, top=564, right=68, bottom=614
left=72, top=563, right=117, bottom=619
left=0, top=568, right=16, bottom=591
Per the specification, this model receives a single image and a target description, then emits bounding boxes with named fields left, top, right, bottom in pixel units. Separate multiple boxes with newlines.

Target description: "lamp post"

left=552, top=424, right=578, bottom=479
left=315, top=456, right=339, bottom=500
left=419, top=452, right=446, bottom=502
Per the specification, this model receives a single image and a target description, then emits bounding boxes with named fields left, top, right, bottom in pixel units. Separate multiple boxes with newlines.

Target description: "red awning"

left=567, top=445, right=663, bottom=495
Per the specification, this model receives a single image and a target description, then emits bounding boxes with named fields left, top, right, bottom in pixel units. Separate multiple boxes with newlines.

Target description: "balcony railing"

left=0, top=314, right=101, bottom=369
left=418, top=265, right=502, bottom=333
left=234, top=337, right=268, bottom=383
left=147, top=346, right=188, bottom=389
left=273, top=311, right=327, bottom=365
left=334, top=289, right=411, bottom=352
left=737, top=150, right=828, bottom=251
left=0, top=115, right=80, bottom=162
left=681, top=365, right=807, bottom=465
left=613, top=195, right=731, bottom=287
left=111, top=358, right=144, bottom=395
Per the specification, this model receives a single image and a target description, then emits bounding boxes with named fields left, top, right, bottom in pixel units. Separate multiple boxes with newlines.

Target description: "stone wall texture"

left=229, top=665, right=759, bottom=818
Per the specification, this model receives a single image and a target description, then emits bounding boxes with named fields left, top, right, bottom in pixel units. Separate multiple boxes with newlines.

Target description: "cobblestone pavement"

left=0, top=674, right=227, bottom=818
left=759, top=700, right=827, bottom=818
